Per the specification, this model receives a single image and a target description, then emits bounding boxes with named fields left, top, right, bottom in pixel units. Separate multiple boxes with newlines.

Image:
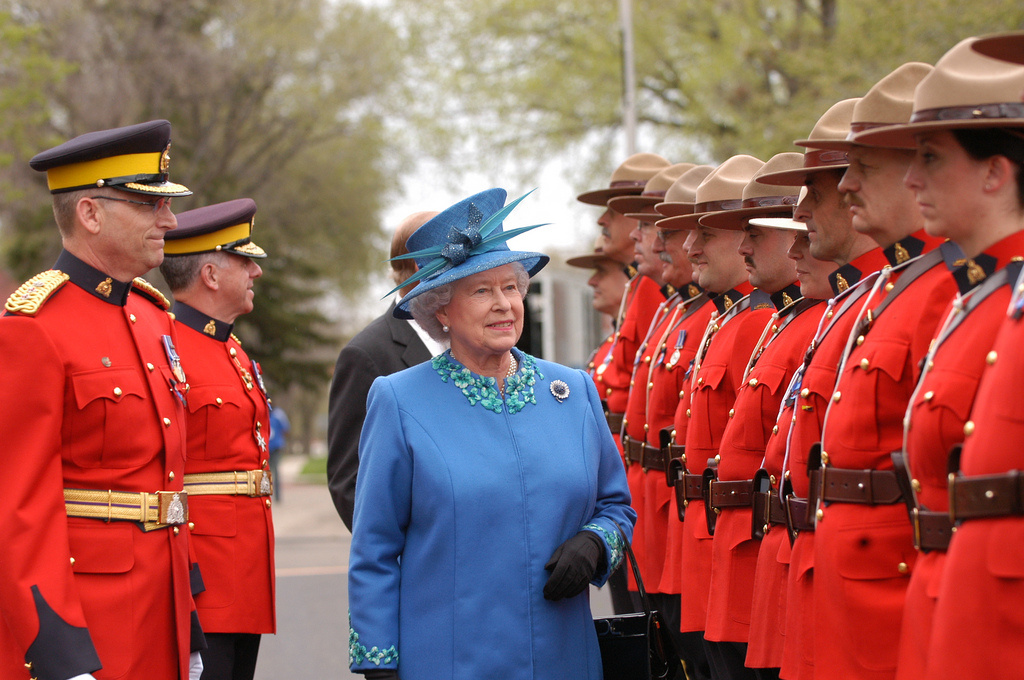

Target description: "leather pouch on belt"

left=669, top=457, right=687, bottom=522
left=751, top=468, right=772, bottom=540
left=702, top=464, right=718, bottom=535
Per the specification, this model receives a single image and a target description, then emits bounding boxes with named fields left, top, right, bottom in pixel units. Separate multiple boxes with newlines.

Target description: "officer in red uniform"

left=853, top=39, right=1024, bottom=680
left=616, top=163, right=714, bottom=680
left=812, top=61, right=960, bottom=680
left=695, top=153, right=812, bottom=680
left=0, top=121, right=202, bottom=680
left=657, top=155, right=776, bottom=669
left=566, top=243, right=628, bottom=391
left=741, top=100, right=872, bottom=680
left=577, top=152, right=670, bottom=613
left=159, top=199, right=276, bottom=680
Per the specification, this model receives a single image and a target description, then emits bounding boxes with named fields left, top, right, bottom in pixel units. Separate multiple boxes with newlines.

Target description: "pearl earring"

left=442, top=325, right=449, bottom=333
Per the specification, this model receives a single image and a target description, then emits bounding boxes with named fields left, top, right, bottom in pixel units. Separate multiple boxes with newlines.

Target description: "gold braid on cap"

left=5, top=270, right=69, bottom=316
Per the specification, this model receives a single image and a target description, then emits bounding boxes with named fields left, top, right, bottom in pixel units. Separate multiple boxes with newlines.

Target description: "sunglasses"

left=90, top=195, right=172, bottom=213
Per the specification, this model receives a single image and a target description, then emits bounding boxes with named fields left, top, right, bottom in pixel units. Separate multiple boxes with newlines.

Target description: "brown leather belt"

left=912, top=508, right=954, bottom=551
left=785, top=496, right=815, bottom=533
left=606, top=411, right=625, bottom=434
left=710, top=479, right=754, bottom=510
left=768, top=492, right=787, bottom=525
left=643, top=444, right=669, bottom=472
left=820, top=467, right=903, bottom=505
left=623, top=437, right=642, bottom=466
left=950, top=471, right=1024, bottom=521
left=752, top=489, right=788, bottom=539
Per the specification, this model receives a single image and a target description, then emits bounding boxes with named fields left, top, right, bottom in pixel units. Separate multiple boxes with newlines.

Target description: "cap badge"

left=160, top=143, right=171, bottom=173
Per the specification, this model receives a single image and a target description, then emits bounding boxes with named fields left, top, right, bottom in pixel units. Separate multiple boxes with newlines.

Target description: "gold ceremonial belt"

left=182, top=469, right=273, bottom=498
left=64, top=488, right=188, bottom=531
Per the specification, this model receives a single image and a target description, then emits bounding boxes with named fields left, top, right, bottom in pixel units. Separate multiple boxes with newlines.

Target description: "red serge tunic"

left=173, top=303, right=276, bottom=635
left=657, top=290, right=715, bottom=596
left=623, top=289, right=711, bottom=594
left=704, top=287, right=821, bottom=646
left=779, top=247, right=888, bottom=680
left=814, top=233, right=957, bottom=680
left=0, top=251, right=195, bottom=680
left=678, top=282, right=774, bottom=632
left=902, top=232, right=1024, bottom=680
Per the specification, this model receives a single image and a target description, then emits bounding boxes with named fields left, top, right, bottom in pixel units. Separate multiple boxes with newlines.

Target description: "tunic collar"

left=829, top=247, right=887, bottom=295
left=769, top=282, right=804, bottom=315
left=55, top=249, right=131, bottom=306
left=172, top=301, right=234, bottom=341
left=950, top=230, right=1024, bottom=295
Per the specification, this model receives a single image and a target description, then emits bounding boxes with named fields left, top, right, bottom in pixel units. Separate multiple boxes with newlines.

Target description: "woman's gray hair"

left=408, top=261, right=530, bottom=345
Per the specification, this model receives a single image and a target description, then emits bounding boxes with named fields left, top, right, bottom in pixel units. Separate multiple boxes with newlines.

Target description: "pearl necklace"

left=506, top=353, right=518, bottom=379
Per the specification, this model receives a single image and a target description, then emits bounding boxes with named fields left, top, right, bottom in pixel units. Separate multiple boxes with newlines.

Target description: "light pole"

left=619, top=0, right=637, bottom=155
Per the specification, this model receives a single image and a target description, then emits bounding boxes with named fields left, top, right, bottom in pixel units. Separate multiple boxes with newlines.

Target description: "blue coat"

left=348, top=349, right=635, bottom=679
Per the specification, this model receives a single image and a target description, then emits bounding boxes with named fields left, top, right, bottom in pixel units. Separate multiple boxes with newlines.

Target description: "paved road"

left=255, top=463, right=614, bottom=678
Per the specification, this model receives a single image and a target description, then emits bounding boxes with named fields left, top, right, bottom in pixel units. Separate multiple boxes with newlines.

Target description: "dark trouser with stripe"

left=200, top=632, right=262, bottom=680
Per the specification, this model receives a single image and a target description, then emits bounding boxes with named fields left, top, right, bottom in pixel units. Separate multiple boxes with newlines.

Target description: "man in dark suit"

left=327, top=211, right=441, bottom=530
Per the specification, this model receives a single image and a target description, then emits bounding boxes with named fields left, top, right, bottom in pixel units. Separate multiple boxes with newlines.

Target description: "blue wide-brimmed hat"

left=390, top=188, right=549, bottom=319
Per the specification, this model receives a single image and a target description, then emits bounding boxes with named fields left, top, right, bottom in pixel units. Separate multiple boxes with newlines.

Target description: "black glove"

left=543, top=530, right=604, bottom=601
left=360, top=670, right=399, bottom=680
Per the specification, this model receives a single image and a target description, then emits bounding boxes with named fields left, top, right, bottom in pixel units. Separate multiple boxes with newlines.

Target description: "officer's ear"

left=983, top=155, right=1016, bottom=197
left=198, top=259, right=221, bottom=292
left=77, top=196, right=104, bottom=236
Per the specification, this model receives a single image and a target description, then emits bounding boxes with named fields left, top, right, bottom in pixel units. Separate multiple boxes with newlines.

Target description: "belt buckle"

left=248, top=469, right=273, bottom=497
left=157, top=490, right=188, bottom=525
left=911, top=507, right=922, bottom=550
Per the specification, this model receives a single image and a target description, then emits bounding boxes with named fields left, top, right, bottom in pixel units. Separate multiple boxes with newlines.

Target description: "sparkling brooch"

left=550, top=380, right=569, bottom=403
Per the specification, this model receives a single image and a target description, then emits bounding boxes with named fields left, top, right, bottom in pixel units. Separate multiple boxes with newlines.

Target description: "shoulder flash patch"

left=131, top=277, right=170, bottom=310
left=5, top=270, right=70, bottom=316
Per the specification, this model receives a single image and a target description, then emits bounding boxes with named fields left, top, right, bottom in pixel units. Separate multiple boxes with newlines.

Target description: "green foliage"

left=0, top=0, right=407, bottom=394
left=387, top=0, right=1024, bottom=174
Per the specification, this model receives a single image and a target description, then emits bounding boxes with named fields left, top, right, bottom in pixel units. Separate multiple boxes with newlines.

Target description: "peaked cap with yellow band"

left=30, top=119, right=192, bottom=197
left=164, top=198, right=266, bottom=258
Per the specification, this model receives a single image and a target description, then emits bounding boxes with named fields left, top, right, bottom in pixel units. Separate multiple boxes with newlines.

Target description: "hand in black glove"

left=543, top=530, right=605, bottom=601
left=361, top=670, right=399, bottom=680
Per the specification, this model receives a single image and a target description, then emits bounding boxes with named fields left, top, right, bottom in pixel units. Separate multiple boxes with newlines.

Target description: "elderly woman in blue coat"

left=347, top=189, right=636, bottom=680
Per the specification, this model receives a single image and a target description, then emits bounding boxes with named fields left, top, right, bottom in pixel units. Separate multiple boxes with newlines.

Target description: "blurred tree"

left=0, top=0, right=409, bottom=395
left=387, top=0, right=1024, bottom=179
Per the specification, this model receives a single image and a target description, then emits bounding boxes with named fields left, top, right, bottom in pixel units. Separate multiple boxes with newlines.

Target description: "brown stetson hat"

left=654, top=165, right=716, bottom=218
left=757, top=99, right=858, bottom=186
left=610, top=163, right=696, bottom=218
left=565, top=236, right=619, bottom=270
left=972, top=31, right=1024, bottom=64
left=654, top=155, right=764, bottom=231
left=809, top=62, right=933, bottom=151
left=699, top=153, right=803, bottom=230
left=576, top=152, right=671, bottom=206
left=748, top=188, right=809, bottom=232
left=855, top=38, right=1024, bottom=148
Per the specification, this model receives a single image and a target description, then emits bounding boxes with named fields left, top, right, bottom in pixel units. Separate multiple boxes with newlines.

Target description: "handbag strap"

left=613, top=522, right=652, bottom=616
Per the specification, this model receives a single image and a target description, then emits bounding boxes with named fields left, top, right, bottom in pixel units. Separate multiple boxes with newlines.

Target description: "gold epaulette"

left=230, top=333, right=242, bottom=346
left=131, top=277, right=170, bottom=310
left=4, top=270, right=70, bottom=316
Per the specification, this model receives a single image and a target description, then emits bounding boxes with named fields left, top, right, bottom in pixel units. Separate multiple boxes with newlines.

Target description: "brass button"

left=173, top=526, right=180, bottom=535
left=644, top=355, right=651, bottom=364
left=964, top=420, right=975, bottom=436
left=147, top=362, right=155, bottom=371
left=749, top=378, right=758, bottom=387
left=70, top=557, right=75, bottom=565
left=168, top=471, right=175, bottom=480
left=800, top=388, right=810, bottom=398
left=911, top=479, right=921, bottom=493
left=230, top=348, right=237, bottom=357
left=832, top=391, right=842, bottom=403
left=784, top=470, right=791, bottom=480
left=728, top=408, right=735, bottom=418
left=697, top=377, right=704, bottom=386
left=816, top=508, right=824, bottom=521
left=826, top=310, right=834, bottom=319
left=265, top=498, right=272, bottom=507
left=216, top=397, right=223, bottom=405
left=671, top=429, right=677, bottom=439
left=821, top=451, right=830, bottom=465
left=129, top=313, right=137, bottom=323
left=606, top=388, right=612, bottom=396
left=772, top=425, right=778, bottom=435
left=644, top=424, right=649, bottom=433
left=856, top=335, right=865, bottom=346
left=678, top=390, right=685, bottom=398
left=630, top=379, right=635, bottom=387
left=897, top=562, right=909, bottom=575
left=987, top=350, right=998, bottom=365
left=770, top=475, right=777, bottom=485
left=860, top=358, right=869, bottom=370
left=923, top=391, right=934, bottom=402
left=714, top=454, right=721, bottom=463
left=686, top=409, right=692, bottom=418
left=113, top=387, right=122, bottom=396
left=189, top=522, right=195, bottom=530
left=163, top=417, right=171, bottom=427
left=884, top=282, right=895, bottom=293
left=647, top=382, right=654, bottom=390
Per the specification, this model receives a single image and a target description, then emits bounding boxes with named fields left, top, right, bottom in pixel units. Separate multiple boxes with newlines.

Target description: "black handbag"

left=593, top=529, right=682, bottom=680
